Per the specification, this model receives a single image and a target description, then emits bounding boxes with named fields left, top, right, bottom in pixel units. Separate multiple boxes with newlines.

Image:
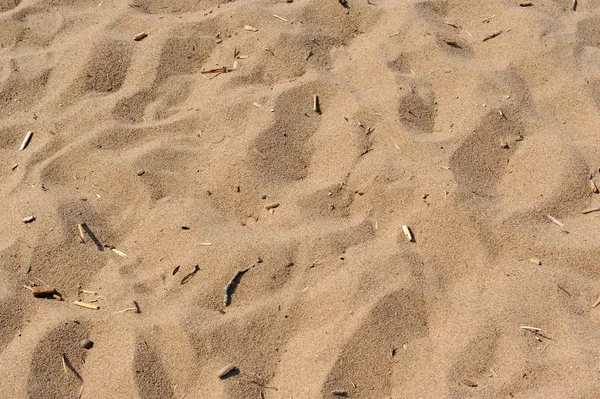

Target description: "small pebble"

left=137, top=170, right=145, bottom=176
left=80, top=339, right=94, bottom=349
left=23, top=216, right=35, bottom=223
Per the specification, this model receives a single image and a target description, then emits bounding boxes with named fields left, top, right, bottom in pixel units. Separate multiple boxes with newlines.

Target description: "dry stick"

left=111, top=248, right=128, bottom=257
left=133, top=32, right=147, bottom=41
left=272, top=14, right=288, bottom=22
left=74, top=300, right=99, bottom=310
left=582, top=207, right=600, bottom=214
left=114, top=301, right=141, bottom=313
left=19, top=131, right=33, bottom=151
left=590, top=180, right=599, bottom=193
left=558, top=284, right=572, bottom=296
left=482, top=31, right=502, bottom=42
left=313, top=94, right=320, bottom=113
left=181, top=265, right=200, bottom=285
left=443, top=39, right=458, bottom=46
left=402, top=225, right=414, bottom=242
left=224, top=265, right=253, bottom=306
left=32, top=287, right=56, bottom=297
left=78, top=223, right=86, bottom=243
left=592, top=295, right=600, bottom=308
left=520, top=326, right=543, bottom=332
left=265, top=202, right=280, bottom=210
left=62, top=354, right=68, bottom=373
left=546, top=214, right=564, bottom=227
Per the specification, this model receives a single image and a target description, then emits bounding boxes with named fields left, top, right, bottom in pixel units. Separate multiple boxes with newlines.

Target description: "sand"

left=2, top=0, right=600, bottom=397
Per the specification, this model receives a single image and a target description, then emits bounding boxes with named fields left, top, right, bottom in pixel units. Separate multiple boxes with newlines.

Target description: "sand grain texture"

left=2, top=0, right=600, bottom=397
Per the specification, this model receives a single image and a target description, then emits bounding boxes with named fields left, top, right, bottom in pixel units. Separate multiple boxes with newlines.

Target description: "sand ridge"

left=2, top=0, right=600, bottom=397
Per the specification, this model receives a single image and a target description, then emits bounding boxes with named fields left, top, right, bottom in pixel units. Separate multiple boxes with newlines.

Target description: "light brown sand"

left=2, top=0, right=600, bottom=397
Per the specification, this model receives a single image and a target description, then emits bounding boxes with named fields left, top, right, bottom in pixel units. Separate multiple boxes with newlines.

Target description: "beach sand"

left=2, top=0, right=600, bottom=397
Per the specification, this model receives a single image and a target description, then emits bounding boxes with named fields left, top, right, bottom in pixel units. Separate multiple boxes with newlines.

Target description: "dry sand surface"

left=3, top=0, right=600, bottom=397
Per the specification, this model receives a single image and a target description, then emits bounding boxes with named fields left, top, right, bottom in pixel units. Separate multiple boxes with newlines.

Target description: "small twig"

left=224, top=265, right=254, bottom=306
left=592, top=295, right=600, bottom=308
left=581, top=207, right=600, bottom=214
left=19, top=131, right=33, bottom=151
left=62, top=354, right=68, bottom=373
left=482, top=14, right=496, bottom=23
left=482, top=31, right=502, bottom=42
left=181, top=265, right=200, bottom=285
left=402, top=225, right=414, bottom=242
left=558, top=284, right=572, bottom=296
left=78, top=223, right=86, bottom=243
left=74, top=300, right=99, bottom=310
left=32, top=287, right=56, bottom=297
left=313, top=94, right=321, bottom=114
left=272, top=14, right=288, bottom=22
left=520, top=326, right=543, bottom=332
left=111, top=248, right=128, bottom=257
left=546, top=214, right=564, bottom=227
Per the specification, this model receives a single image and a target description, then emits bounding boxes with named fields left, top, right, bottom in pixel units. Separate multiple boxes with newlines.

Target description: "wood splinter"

left=74, top=300, right=99, bottom=310
left=218, top=364, right=238, bottom=379
left=520, top=325, right=543, bottom=332
left=19, top=131, right=33, bottom=151
left=402, top=225, right=414, bottom=242
left=133, top=32, right=147, bottom=41
left=32, top=287, right=56, bottom=297
left=78, top=223, right=86, bottom=243
left=482, top=31, right=502, bottom=42
left=313, top=94, right=321, bottom=114
left=443, top=38, right=458, bottom=46
left=545, top=214, right=564, bottom=227
left=582, top=207, right=600, bottom=214
left=115, top=301, right=141, bottom=313
left=265, top=202, right=280, bottom=210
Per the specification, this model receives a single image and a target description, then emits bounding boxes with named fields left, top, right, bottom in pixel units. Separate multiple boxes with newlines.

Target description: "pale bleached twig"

left=402, top=225, right=414, bottom=242
left=272, top=14, right=288, bottom=22
left=19, top=131, right=33, bottom=151
left=111, top=248, right=128, bottom=257
left=520, top=326, right=543, bottom=332
left=546, top=214, right=564, bottom=227
left=73, top=300, right=99, bottom=310
left=78, top=223, right=85, bottom=243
